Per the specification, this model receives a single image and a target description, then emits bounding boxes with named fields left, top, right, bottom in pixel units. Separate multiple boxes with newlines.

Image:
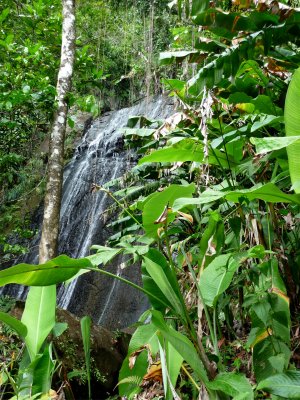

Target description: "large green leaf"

left=139, top=138, right=236, bottom=168
left=0, top=255, right=92, bottom=286
left=139, top=139, right=204, bottom=164
left=284, top=66, right=300, bottom=193
left=158, top=338, right=183, bottom=400
left=142, top=249, right=179, bottom=312
left=30, top=344, right=55, bottom=396
left=151, top=310, right=208, bottom=384
left=21, top=286, right=56, bottom=361
left=253, top=337, right=290, bottom=382
left=143, top=256, right=184, bottom=316
left=173, top=183, right=300, bottom=211
left=119, top=322, right=159, bottom=398
left=0, top=312, right=27, bottom=338
left=257, top=371, right=300, bottom=398
left=142, top=183, right=195, bottom=238
left=207, top=372, right=253, bottom=399
left=199, top=254, right=239, bottom=307
left=251, top=136, right=300, bottom=154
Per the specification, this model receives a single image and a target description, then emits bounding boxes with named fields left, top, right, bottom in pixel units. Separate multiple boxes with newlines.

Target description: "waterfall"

left=1, top=96, right=174, bottom=330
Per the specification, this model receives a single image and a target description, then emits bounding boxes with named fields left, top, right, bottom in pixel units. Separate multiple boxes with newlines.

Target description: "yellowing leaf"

left=143, top=361, right=163, bottom=383
left=252, top=328, right=273, bottom=348
left=270, top=287, right=290, bottom=305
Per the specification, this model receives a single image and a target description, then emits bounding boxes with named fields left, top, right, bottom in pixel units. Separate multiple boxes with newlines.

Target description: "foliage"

left=97, top=0, right=300, bottom=398
left=1, top=0, right=300, bottom=398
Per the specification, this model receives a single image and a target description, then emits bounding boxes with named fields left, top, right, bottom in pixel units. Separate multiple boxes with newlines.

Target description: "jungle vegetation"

left=1, top=0, right=300, bottom=399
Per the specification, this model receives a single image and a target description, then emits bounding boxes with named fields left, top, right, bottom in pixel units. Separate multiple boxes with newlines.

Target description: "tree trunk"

left=20, top=0, right=76, bottom=368
left=39, top=0, right=76, bottom=263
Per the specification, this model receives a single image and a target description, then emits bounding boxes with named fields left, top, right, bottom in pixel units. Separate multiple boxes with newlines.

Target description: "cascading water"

left=1, top=96, right=174, bottom=330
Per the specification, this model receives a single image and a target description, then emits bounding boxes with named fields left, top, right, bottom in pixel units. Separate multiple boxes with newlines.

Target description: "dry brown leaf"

left=143, top=362, right=163, bottom=384
left=177, top=211, right=194, bottom=224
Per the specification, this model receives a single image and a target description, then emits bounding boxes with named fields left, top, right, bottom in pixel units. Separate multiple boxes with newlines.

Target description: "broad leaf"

left=158, top=338, right=183, bottom=400
left=151, top=310, right=208, bottom=384
left=257, top=371, right=300, bottom=398
left=160, top=50, right=199, bottom=66
left=30, top=344, right=55, bottom=395
left=0, top=255, right=92, bottom=286
left=119, top=322, right=159, bottom=398
left=143, top=256, right=184, bottom=316
left=142, top=249, right=179, bottom=312
left=21, top=286, right=56, bottom=361
left=251, top=136, right=300, bottom=154
left=253, top=337, right=290, bottom=382
left=284, top=66, right=300, bottom=193
left=142, top=183, right=195, bottom=238
left=200, top=254, right=239, bottom=307
left=139, top=138, right=236, bottom=168
left=173, top=183, right=300, bottom=211
left=207, top=372, right=253, bottom=399
left=139, top=139, right=204, bottom=164
left=250, top=115, right=283, bottom=134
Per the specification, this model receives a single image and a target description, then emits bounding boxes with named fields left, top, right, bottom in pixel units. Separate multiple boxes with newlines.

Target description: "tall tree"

left=39, top=0, right=76, bottom=263
left=20, top=0, right=76, bottom=385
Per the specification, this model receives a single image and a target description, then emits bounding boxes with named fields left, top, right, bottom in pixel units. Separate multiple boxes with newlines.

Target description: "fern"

left=117, top=375, right=142, bottom=388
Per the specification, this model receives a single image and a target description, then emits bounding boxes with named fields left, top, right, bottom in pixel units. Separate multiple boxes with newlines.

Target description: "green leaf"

left=251, top=136, right=300, bottom=154
left=81, top=316, right=91, bottom=400
left=0, top=255, right=92, bottom=287
left=173, top=183, right=300, bottom=211
left=191, top=0, right=209, bottom=15
left=151, top=310, right=208, bottom=384
left=119, top=322, right=157, bottom=398
left=257, top=371, right=300, bottom=398
left=284, top=67, right=300, bottom=193
left=0, top=311, right=27, bottom=338
left=52, top=322, right=68, bottom=338
left=253, top=337, right=290, bottom=382
left=88, top=245, right=122, bottom=265
left=207, top=372, right=253, bottom=399
left=200, top=254, right=240, bottom=307
left=128, top=322, right=159, bottom=356
left=139, top=139, right=204, bottom=164
left=139, top=138, right=237, bottom=168
left=250, top=115, right=283, bottom=134
left=143, top=256, right=184, bottom=316
left=142, top=183, right=195, bottom=238
left=0, top=8, right=10, bottom=24
left=142, top=250, right=177, bottom=312
left=30, top=344, right=55, bottom=395
left=165, top=341, right=183, bottom=399
left=21, top=286, right=56, bottom=361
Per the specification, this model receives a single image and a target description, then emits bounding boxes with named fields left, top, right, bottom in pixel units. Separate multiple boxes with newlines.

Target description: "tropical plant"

left=1, top=0, right=300, bottom=399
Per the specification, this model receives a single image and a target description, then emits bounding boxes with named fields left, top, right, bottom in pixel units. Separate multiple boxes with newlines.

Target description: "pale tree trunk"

left=39, top=0, right=76, bottom=263
left=20, top=0, right=76, bottom=368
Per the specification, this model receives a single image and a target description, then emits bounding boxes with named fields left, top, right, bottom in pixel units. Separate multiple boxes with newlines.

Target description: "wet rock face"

left=1, top=96, right=174, bottom=331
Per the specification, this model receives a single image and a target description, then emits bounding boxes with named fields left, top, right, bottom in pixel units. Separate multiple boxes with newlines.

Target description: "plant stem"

left=94, top=184, right=143, bottom=228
